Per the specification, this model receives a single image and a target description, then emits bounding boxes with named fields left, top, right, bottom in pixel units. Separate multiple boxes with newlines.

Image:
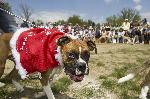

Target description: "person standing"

left=118, top=28, right=124, bottom=43
left=122, top=19, right=130, bottom=32
left=20, top=21, right=29, bottom=28
left=122, top=19, right=130, bottom=37
left=0, top=0, right=17, bottom=33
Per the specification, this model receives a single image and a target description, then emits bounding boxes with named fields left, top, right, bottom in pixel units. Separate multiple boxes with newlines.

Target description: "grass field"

left=0, top=43, right=150, bottom=99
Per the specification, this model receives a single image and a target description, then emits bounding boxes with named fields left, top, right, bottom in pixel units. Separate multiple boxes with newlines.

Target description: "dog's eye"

left=68, top=53, right=75, bottom=59
left=81, top=51, right=90, bottom=61
left=68, top=52, right=79, bottom=60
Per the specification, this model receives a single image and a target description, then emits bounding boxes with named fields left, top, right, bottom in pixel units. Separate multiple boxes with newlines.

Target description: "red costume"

left=13, top=28, right=64, bottom=76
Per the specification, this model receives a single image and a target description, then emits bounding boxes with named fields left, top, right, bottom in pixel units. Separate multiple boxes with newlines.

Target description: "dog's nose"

left=78, top=63, right=86, bottom=72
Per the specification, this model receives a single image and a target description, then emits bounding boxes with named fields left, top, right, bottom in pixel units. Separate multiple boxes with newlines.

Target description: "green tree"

left=1, top=2, right=11, bottom=11
left=36, top=19, right=44, bottom=26
left=96, top=23, right=101, bottom=29
left=19, top=3, right=32, bottom=21
left=87, top=19, right=95, bottom=27
left=119, top=8, right=141, bottom=22
left=106, top=15, right=118, bottom=27
left=67, top=15, right=83, bottom=26
left=55, top=20, right=66, bottom=25
left=106, top=8, right=141, bottom=27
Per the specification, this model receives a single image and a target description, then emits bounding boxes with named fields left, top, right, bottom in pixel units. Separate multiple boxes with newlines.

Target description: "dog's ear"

left=86, top=40, right=97, bottom=54
left=57, top=36, right=72, bottom=46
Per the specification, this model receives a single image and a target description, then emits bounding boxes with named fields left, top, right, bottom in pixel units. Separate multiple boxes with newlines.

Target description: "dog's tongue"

left=73, top=75, right=84, bottom=81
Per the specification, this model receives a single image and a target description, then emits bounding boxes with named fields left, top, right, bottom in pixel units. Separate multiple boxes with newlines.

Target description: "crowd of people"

left=94, top=18, right=150, bottom=44
left=22, top=18, right=150, bottom=45
left=0, top=0, right=149, bottom=45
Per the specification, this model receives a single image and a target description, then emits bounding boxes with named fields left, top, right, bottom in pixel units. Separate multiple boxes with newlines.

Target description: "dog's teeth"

left=76, top=68, right=82, bottom=75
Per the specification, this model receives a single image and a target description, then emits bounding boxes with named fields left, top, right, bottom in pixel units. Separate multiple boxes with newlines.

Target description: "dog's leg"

left=40, top=70, right=55, bottom=99
left=0, top=59, right=6, bottom=87
left=0, top=34, right=13, bottom=78
left=6, top=68, right=24, bottom=92
left=140, top=71, right=150, bottom=99
left=0, top=60, right=6, bottom=78
left=0, top=60, right=5, bottom=88
left=36, top=68, right=60, bottom=99
left=10, top=68, right=24, bottom=92
left=139, top=86, right=149, bottom=99
left=12, top=79, right=24, bottom=92
left=34, top=91, right=46, bottom=98
left=43, top=82, right=55, bottom=99
left=139, top=70, right=150, bottom=99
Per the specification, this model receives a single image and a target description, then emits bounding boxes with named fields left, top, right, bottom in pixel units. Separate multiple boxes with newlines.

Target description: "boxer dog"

left=0, top=28, right=96, bottom=99
left=118, top=59, right=150, bottom=99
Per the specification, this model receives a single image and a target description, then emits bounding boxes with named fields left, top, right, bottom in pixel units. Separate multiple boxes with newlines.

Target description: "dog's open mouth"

left=70, top=74, right=84, bottom=82
left=66, top=72, right=84, bottom=82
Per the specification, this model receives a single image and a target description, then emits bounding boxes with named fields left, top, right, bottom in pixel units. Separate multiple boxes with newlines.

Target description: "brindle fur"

left=0, top=33, right=13, bottom=78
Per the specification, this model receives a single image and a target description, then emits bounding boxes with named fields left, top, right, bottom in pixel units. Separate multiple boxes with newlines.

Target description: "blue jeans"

left=0, top=10, right=17, bottom=33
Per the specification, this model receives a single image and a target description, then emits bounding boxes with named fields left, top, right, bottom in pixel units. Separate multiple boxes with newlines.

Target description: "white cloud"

left=30, top=10, right=88, bottom=23
left=133, top=0, right=141, bottom=4
left=134, top=4, right=142, bottom=11
left=141, top=12, right=150, bottom=19
left=104, top=0, right=113, bottom=3
left=15, top=10, right=102, bottom=24
left=31, top=11, right=70, bottom=23
left=133, top=0, right=142, bottom=11
left=104, top=0, right=120, bottom=4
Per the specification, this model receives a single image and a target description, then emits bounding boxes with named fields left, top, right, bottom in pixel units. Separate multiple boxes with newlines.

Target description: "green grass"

left=51, top=76, right=72, bottom=94
left=101, top=78, right=140, bottom=99
left=118, top=48, right=133, bottom=54
left=111, top=63, right=137, bottom=79
left=101, top=79, right=116, bottom=90
left=136, top=57, right=145, bottom=64
left=80, top=88, right=94, bottom=97
left=0, top=77, right=72, bottom=98
left=135, top=49, right=150, bottom=55
left=89, top=59, right=95, bottom=64
left=75, top=87, right=94, bottom=98
left=96, top=61, right=105, bottom=67
left=118, top=48, right=150, bottom=55
left=98, top=75, right=107, bottom=80
left=99, top=62, right=141, bottom=99
left=0, top=84, right=15, bottom=99
left=105, top=50, right=113, bottom=54
left=0, top=89, right=9, bottom=98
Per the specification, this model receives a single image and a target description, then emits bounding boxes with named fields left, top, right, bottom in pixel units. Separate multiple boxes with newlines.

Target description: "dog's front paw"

left=17, top=87, right=24, bottom=93
left=34, top=92, right=46, bottom=98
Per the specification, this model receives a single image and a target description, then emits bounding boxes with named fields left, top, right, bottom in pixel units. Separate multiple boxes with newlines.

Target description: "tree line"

left=2, top=3, right=141, bottom=27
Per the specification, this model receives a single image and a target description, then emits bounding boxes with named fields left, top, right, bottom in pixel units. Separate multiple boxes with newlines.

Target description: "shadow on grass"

left=1, top=76, right=73, bottom=99
left=5, top=87, right=74, bottom=99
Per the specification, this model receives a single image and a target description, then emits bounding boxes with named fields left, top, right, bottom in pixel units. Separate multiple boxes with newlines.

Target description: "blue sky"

left=7, top=0, right=150, bottom=23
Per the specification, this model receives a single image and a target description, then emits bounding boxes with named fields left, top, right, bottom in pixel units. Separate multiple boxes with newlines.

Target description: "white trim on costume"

left=55, top=46, right=63, bottom=67
left=10, top=28, right=30, bottom=79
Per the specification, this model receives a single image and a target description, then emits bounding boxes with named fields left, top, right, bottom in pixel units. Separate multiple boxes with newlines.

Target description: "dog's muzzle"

left=64, top=61, right=89, bottom=82
left=76, top=62, right=89, bottom=75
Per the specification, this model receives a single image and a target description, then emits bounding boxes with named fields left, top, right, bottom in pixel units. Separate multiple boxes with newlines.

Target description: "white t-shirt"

left=122, top=22, right=130, bottom=31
